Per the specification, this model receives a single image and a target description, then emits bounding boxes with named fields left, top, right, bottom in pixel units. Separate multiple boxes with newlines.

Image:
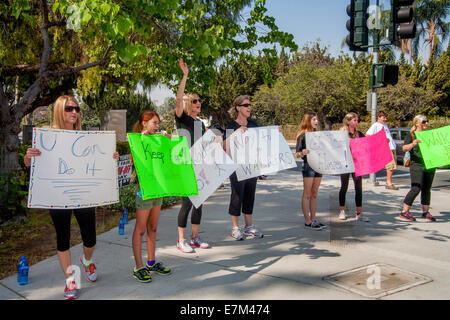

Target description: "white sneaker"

left=80, top=256, right=97, bottom=282
left=190, top=237, right=210, bottom=249
left=356, top=212, right=370, bottom=222
left=339, top=210, right=347, bottom=220
left=176, top=239, right=194, bottom=253
left=243, top=225, right=264, bottom=238
left=231, top=227, right=244, bottom=241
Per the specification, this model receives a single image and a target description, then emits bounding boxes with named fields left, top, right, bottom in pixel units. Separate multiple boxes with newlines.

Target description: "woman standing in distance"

left=296, top=112, right=326, bottom=230
left=338, top=112, right=370, bottom=222
left=24, top=95, right=119, bottom=300
left=131, top=111, right=171, bottom=283
left=224, top=95, right=264, bottom=240
left=174, top=58, right=210, bottom=253
left=399, top=115, right=436, bottom=222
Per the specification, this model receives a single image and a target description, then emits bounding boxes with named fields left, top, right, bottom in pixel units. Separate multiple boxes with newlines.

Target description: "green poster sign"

left=415, top=125, right=450, bottom=169
left=127, top=133, right=198, bottom=200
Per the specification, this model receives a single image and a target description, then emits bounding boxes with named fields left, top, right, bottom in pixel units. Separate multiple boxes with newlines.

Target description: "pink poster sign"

left=350, top=129, right=393, bottom=177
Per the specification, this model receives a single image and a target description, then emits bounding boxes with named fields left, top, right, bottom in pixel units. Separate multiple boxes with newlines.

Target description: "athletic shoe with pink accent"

left=422, top=211, right=436, bottom=222
left=64, top=280, right=79, bottom=300
left=80, top=256, right=97, bottom=282
left=399, top=211, right=416, bottom=221
left=190, top=237, right=210, bottom=249
left=176, top=239, right=194, bottom=253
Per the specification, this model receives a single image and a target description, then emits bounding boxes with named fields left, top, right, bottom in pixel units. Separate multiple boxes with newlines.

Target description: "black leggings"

left=339, top=173, right=363, bottom=207
left=403, top=162, right=435, bottom=206
left=177, top=198, right=202, bottom=228
left=229, top=173, right=258, bottom=216
left=49, top=208, right=96, bottom=252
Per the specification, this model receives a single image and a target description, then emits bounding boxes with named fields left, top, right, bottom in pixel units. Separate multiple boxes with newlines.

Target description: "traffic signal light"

left=370, top=64, right=399, bottom=88
left=389, top=0, right=416, bottom=43
left=346, top=0, right=369, bottom=52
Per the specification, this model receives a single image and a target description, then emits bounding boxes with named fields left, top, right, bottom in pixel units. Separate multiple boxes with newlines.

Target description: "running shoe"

left=305, top=222, right=323, bottom=231
left=243, top=225, right=264, bottom=238
left=313, top=220, right=327, bottom=229
left=64, top=280, right=79, bottom=300
left=231, top=227, right=244, bottom=241
left=176, top=239, right=194, bottom=253
left=190, top=237, right=210, bottom=249
left=356, top=212, right=370, bottom=222
left=146, top=262, right=171, bottom=275
left=422, top=211, right=436, bottom=222
left=399, top=211, right=416, bottom=221
left=385, top=184, right=399, bottom=190
left=338, top=210, right=347, bottom=220
left=133, top=267, right=152, bottom=283
left=80, top=256, right=97, bottom=282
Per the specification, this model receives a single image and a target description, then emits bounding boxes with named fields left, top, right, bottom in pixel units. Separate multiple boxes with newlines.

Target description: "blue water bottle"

left=123, top=208, right=128, bottom=224
left=119, top=217, right=125, bottom=235
left=17, top=256, right=29, bottom=285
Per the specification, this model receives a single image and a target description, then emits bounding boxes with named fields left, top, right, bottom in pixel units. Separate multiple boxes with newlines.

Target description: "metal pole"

left=369, top=0, right=380, bottom=186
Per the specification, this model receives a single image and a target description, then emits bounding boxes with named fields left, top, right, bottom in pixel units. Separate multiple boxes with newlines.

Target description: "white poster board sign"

left=228, top=126, right=296, bottom=181
left=189, top=130, right=238, bottom=208
left=305, top=131, right=355, bottom=175
left=118, top=154, right=132, bottom=188
left=27, top=128, right=119, bottom=209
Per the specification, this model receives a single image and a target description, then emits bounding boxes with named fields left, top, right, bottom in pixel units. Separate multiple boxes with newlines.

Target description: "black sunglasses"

left=192, top=99, right=201, bottom=104
left=238, top=103, right=251, bottom=108
left=422, top=120, right=428, bottom=124
left=64, top=105, right=80, bottom=113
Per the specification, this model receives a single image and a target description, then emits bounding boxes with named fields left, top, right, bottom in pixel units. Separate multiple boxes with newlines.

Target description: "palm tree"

left=413, top=0, right=450, bottom=64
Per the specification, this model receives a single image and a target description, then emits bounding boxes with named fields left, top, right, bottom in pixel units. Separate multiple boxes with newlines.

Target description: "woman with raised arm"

left=174, top=58, right=210, bottom=253
left=24, top=95, right=119, bottom=300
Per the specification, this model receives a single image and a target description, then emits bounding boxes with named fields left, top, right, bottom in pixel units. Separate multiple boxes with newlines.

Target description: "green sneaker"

left=146, top=262, right=171, bottom=275
left=133, top=267, right=152, bottom=283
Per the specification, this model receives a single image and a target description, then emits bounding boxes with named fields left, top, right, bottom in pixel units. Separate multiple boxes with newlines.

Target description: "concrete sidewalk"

left=1, top=164, right=449, bottom=300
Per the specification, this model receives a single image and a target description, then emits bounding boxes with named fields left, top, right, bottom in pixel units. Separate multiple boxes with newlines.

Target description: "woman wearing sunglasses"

left=400, top=115, right=436, bottom=222
left=338, top=112, right=370, bottom=222
left=174, top=58, right=210, bottom=253
left=223, top=95, right=264, bottom=241
left=24, top=95, right=119, bottom=299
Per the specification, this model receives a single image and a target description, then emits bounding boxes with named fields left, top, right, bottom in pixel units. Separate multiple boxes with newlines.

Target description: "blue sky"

left=149, top=0, right=444, bottom=105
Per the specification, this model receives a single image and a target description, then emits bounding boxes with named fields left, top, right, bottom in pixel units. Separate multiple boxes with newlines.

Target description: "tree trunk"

left=0, top=103, right=22, bottom=175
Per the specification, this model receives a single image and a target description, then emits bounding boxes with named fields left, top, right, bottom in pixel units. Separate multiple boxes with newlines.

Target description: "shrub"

left=0, top=171, right=29, bottom=223
left=116, top=141, right=131, bottom=155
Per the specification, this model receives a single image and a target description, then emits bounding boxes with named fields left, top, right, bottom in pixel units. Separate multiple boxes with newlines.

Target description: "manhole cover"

left=323, top=263, right=432, bottom=299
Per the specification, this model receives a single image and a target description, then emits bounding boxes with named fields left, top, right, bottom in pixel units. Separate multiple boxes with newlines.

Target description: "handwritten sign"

left=27, top=128, right=119, bottom=209
left=189, top=130, right=238, bottom=208
left=118, top=154, right=132, bottom=188
left=127, top=133, right=198, bottom=200
left=228, top=126, right=296, bottom=181
left=305, top=131, right=355, bottom=175
left=415, top=125, right=450, bottom=169
left=349, top=129, right=392, bottom=177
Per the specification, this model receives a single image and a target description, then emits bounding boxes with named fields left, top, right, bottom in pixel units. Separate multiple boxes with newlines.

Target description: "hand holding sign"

left=415, top=125, right=450, bottom=169
left=127, top=133, right=198, bottom=200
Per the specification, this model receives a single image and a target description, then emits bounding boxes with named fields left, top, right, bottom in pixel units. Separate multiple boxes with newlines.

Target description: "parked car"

left=390, top=127, right=410, bottom=164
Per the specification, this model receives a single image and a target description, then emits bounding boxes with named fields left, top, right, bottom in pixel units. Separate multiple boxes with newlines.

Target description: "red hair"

left=133, top=111, right=160, bottom=133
